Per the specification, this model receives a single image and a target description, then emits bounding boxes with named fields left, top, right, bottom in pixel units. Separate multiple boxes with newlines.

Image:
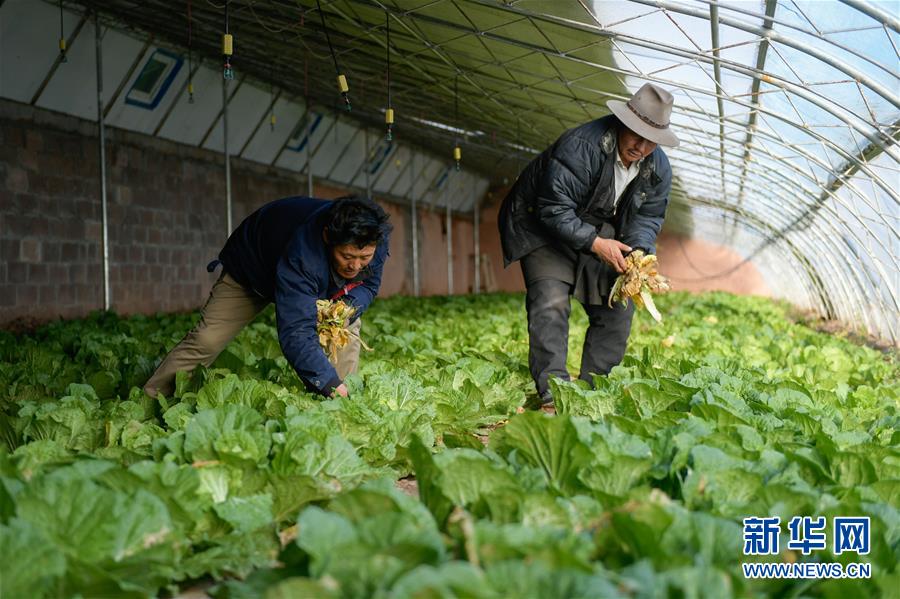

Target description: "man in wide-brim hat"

left=498, top=83, right=680, bottom=407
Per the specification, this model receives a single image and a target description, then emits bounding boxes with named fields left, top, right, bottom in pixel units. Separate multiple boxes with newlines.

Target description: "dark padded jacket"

left=498, top=115, right=672, bottom=265
left=219, top=196, right=388, bottom=395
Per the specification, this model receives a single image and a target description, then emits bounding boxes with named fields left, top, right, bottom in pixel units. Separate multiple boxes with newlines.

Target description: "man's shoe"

left=539, top=390, right=554, bottom=407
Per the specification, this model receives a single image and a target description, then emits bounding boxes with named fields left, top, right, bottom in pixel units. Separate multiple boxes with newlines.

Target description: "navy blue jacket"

left=218, top=196, right=389, bottom=394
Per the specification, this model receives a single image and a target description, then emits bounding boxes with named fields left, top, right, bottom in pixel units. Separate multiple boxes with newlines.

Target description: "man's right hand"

left=590, top=237, right=632, bottom=273
left=332, top=383, right=349, bottom=397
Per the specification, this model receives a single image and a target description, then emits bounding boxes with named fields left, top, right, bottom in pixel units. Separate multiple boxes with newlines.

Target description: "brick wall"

left=0, top=99, right=504, bottom=326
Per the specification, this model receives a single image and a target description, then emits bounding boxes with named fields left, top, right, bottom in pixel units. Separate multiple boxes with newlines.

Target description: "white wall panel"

left=310, top=117, right=356, bottom=179
left=275, top=109, right=325, bottom=172
left=375, top=144, right=411, bottom=195
left=156, top=66, right=221, bottom=146
left=203, top=82, right=269, bottom=153
left=106, top=45, right=186, bottom=135
left=350, top=136, right=396, bottom=190
left=0, top=0, right=80, bottom=103
left=328, top=127, right=367, bottom=184
left=35, top=25, right=141, bottom=120
left=241, top=97, right=305, bottom=165
left=412, top=157, right=444, bottom=205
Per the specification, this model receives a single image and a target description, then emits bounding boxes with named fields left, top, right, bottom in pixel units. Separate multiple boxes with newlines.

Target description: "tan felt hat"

left=607, top=83, right=680, bottom=147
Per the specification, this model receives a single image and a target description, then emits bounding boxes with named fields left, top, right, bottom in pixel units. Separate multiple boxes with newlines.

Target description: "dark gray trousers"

left=525, top=278, right=635, bottom=397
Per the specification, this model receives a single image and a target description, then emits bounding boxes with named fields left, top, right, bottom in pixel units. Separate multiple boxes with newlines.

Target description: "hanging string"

left=58, top=0, right=67, bottom=63
left=269, top=63, right=276, bottom=131
left=315, top=0, right=350, bottom=111
left=384, top=11, right=393, bottom=141
left=515, top=118, right=521, bottom=175
left=453, top=75, right=461, bottom=171
left=187, top=0, right=194, bottom=102
left=222, top=1, right=234, bottom=80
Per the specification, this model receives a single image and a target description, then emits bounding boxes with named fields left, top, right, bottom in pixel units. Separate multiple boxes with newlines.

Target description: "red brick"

left=61, top=242, right=79, bottom=261
left=70, top=264, right=87, bottom=284
left=8, top=263, right=27, bottom=284
left=1, top=239, right=20, bottom=262
left=43, top=242, right=61, bottom=263
left=38, top=285, right=58, bottom=305
left=17, top=285, right=38, bottom=304
left=6, top=167, right=28, bottom=193
left=57, top=284, right=75, bottom=304
left=20, top=238, right=41, bottom=262
left=27, top=263, right=48, bottom=283
left=112, top=245, right=128, bottom=262
left=0, top=285, right=14, bottom=306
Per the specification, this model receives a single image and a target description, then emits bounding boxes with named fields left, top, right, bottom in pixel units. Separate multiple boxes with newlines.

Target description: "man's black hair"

left=324, top=196, right=392, bottom=248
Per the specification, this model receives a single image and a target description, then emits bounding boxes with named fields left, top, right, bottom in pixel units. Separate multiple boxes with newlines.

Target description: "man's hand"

left=332, top=383, right=349, bottom=397
left=590, top=237, right=632, bottom=273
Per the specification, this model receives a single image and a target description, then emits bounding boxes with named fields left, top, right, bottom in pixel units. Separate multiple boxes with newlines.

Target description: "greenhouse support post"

left=410, top=151, right=420, bottom=296
left=223, top=76, right=232, bottom=236
left=95, top=13, right=110, bottom=311
left=474, top=188, right=480, bottom=294
left=446, top=171, right=453, bottom=295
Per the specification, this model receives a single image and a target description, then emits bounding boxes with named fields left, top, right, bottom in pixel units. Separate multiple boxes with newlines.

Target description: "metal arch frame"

left=669, top=141, right=898, bottom=330
left=840, top=0, right=900, bottom=33
left=673, top=173, right=850, bottom=323
left=735, top=0, right=777, bottom=217
left=445, top=0, right=898, bottom=156
left=668, top=114, right=897, bottom=241
left=624, top=0, right=899, bottom=109
left=668, top=120, right=900, bottom=313
left=669, top=161, right=888, bottom=336
left=683, top=209, right=821, bottom=313
left=683, top=200, right=834, bottom=318
left=697, top=0, right=898, bottom=80
left=689, top=212, right=823, bottom=320
left=351, top=2, right=900, bottom=200
left=660, top=98, right=899, bottom=242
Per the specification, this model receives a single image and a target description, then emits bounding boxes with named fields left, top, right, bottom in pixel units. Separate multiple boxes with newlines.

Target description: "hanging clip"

left=222, top=33, right=234, bottom=80
left=59, top=38, right=68, bottom=63
left=337, top=74, right=351, bottom=111
left=188, top=81, right=195, bottom=104
left=385, top=108, right=394, bottom=141
left=453, top=145, right=461, bottom=171
left=270, top=112, right=277, bottom=131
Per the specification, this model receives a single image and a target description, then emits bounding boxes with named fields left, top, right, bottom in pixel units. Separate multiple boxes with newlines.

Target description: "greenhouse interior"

left=0, top=0, right=898, bottom=597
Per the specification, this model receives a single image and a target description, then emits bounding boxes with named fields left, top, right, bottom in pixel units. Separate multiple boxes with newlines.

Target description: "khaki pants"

left=143, top=273, right=362, bottom=397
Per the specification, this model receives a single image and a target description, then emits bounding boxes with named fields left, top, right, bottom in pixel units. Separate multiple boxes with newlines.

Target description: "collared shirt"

left=613, top=153, right=642, bottom=207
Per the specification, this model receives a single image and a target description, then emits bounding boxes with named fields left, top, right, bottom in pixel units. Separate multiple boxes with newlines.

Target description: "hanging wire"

left=269, top=63, right=276, bottom=131
left=515, top=118, right=521, bottom=176
left=222, top=0, right=234, bottom=80
left=187, top=0, right=194, bottom=102
left=58, top=0, right=67, bottom=63
left=384, top=11, right=393, bottom=141
left=453, top=75, right=461, bottom=171
left=315, top=0, right=351, bottom=111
